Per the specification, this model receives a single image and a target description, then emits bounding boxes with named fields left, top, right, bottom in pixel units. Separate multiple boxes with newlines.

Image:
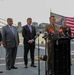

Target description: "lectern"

left=49, top=38, right=71, bottom=75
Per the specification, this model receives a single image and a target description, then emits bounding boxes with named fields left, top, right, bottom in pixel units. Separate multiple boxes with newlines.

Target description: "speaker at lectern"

left=49, top=37, right=71, bottom=75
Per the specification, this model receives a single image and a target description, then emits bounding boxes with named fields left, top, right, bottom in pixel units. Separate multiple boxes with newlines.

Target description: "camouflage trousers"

left=47, top=43, right=53, bottom=73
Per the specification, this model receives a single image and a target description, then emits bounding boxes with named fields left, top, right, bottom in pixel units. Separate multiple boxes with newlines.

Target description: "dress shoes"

left=6, top=68, right=11, bottom=70
left=31, top=64, right=37, bottom=67
left=11, top=66, right=18, bottom=69
left=0, top=70, right=3, bottom=73
left=24, top=65, right=28, bottom=68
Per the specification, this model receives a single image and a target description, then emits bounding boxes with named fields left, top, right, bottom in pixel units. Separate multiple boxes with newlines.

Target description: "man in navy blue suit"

left=22, top=18, right=36, bottom=68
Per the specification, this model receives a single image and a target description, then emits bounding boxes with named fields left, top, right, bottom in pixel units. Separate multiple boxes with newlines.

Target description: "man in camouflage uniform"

left=44, top=16, right=60, bottom=74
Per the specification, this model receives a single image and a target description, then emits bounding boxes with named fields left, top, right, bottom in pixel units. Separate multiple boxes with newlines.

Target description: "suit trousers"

left=5, top=47, right=17, bottom=69
left=24, top=43, right=35, bottom=65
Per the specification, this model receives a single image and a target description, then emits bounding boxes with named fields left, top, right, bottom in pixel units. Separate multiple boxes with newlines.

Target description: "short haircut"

left=7, top=18, right=12, bottom=21
left=49, top=16, right=55, bottom=19
left=27, top=18, right=32, bottom=21
left=62, top=18, right=66, bottom=21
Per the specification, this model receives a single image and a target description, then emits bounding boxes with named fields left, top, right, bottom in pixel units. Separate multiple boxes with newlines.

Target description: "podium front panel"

left=50, top=38, right=71, bottom=75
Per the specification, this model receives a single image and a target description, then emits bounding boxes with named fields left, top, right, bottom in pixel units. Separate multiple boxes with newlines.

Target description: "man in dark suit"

left=22, top=18, right=36, bottom=68
left=2, top=18, right=19, bottom=70
left=60, top=19, right=72, bottom=66
left=0, top=32, right=3, bottom=73
left=60, top=19, right=71, bottom=37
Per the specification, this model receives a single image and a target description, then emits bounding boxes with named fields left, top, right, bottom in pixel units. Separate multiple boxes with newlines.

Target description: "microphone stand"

left=35, top=31, right=42, bottom=75
left=45, top=37, right=48, bottom=75
left=43, top=36, right=48, bottom=75
left=37, top=33, right=40, bottom=75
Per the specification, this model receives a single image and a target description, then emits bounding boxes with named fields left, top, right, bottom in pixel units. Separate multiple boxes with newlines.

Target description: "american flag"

left=50, top=12, right=74, bottom=37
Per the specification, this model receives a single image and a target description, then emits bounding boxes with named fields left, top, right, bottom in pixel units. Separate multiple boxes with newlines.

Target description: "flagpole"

left=50, top=9, right=52, bottom=16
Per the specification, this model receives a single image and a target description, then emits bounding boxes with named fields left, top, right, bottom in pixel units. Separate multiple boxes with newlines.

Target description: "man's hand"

left=3, top=44, right=6, bottom=47
left=0, top=41, right=3, bottom=46
left=46, top=39, right=50, bottom=44
left=28, top=40, right=34, bottom=44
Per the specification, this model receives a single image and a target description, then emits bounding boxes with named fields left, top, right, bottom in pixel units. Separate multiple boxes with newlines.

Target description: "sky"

left=0, top=0, right=74, bottom=25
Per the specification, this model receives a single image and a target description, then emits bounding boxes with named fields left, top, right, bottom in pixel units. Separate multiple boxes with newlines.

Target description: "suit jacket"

left=0, top=32, right=2, bottom=41
left=22, top=25, right=36, bottom=45
left=2, top=25, right=19, bottom=48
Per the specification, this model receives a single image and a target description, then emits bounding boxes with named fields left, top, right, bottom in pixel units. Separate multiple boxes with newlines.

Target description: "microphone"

left=66, top=32, right=70, bottom=37
left=59, top=29, right=65, bottom=37
left=39, top=30, right=42, bottom=34
left=34, top=31, right=42, bottom=40
left=34, top=35, right=38, bottom=39
left=42, top=31, right=48, bottom=39
left=37, top=30, right=42, bottom=36
left=51, top=31, right=55, bottom=35
left=49, top=29, right=55, bottom=36
left=49, top=29, right=53, bottom=34
left=65, top=29, right=70, bottom=37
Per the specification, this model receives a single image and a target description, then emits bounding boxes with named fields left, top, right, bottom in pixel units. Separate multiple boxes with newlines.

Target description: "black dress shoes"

left=31, top=64, right=37, bottom=67
left=11, top=66, right=18, bottom=69
left=7, top=68, right=11, bottom=70
left=25, top=65, right=28, bottom=68
left=0, top=70, right=3, bottom=73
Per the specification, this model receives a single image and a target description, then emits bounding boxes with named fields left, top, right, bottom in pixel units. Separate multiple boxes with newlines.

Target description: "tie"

left=10, top=26, right=14, bottom=34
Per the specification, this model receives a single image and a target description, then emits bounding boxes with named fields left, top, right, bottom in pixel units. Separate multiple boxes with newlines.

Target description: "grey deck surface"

left=0, top=44, right=74, bottom=75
